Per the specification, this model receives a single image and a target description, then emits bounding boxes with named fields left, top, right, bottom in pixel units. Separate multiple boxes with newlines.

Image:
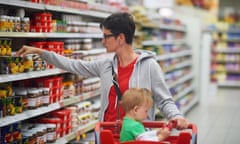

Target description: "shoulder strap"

left=112, top=65, right=122, bottom=121
left=112, top=65, right=122, bottom=101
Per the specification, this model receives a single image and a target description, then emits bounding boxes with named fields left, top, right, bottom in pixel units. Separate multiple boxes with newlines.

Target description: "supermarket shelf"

left=0, top=32, right=45, bottom=38
left=156, top=50, right=192, bottom=61
left=45, top=33, right=102, bottom=38
left=147, top=14, right=187, bottom=32
left=155, top=91, right=197, bottom=116
left=212, top=60, right=240, bottom=64
left=204, top=29, right=240, bottom=34
left=173, top=84, right=194, bottom=101
left=227, top=29, right=240, bottom=33
left=61, top=90, right=100, bottom=107
left=227, top=38, right=240, bottom=42
left=142, top=39, right=186, bottom=46
left=45, top=5, right=110, bottom=18
left=73, top=48, right=106, bottom=54
left=180, top=96, right=199, bottom=114
left=0, top=32, right=102, bottom=38
left=167, top=72, right=193, bottom=88
left=218, top=81, right=240, bottom=87
left=213, top=48, right=240, bottom=53
left=159, top=24, right=186, bottom=32
left=88, top=3, right=119, bottom=13
left=0, top=103, right=59, bottom=127
left=52, top=120, right=98, bottom=144
left=0, top=0, right=45, bottom=10
left=0, top=90, right=100, bottom=127
left=0, top=0, right=111, bottom=18
left=215, top=70, right=240, bottom=74
left=0, top=69, right=67, bottom=83
left=164, top=60, right=192, bottom=73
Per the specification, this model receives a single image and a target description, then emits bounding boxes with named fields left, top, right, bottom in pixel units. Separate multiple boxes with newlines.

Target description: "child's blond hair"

left=121, top=88, right=153, bottom=112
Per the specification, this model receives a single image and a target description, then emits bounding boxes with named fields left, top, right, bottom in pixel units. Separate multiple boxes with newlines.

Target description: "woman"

left=15, top=12, right=188, bottom=129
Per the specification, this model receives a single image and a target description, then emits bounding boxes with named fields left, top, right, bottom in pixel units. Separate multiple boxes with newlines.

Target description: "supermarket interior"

left=0, top=0, right=240, bottom=144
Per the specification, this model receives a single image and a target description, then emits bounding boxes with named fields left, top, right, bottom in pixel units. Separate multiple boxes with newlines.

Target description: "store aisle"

left=186, top=85, right=240, bottom=144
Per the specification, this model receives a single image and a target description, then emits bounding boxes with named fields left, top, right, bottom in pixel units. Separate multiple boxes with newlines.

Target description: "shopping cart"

left=95, top=120, right=197, bottom=144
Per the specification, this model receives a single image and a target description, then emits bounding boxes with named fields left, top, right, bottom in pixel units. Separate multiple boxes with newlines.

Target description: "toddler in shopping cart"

left=120, top=88, right=170, bottom=142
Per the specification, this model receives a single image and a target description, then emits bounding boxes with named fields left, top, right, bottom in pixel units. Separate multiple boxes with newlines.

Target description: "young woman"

left=15, top=12, right=188, bottom=129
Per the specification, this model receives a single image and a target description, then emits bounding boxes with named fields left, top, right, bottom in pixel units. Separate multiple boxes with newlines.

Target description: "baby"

left=120, top=88, right=170, bottom=142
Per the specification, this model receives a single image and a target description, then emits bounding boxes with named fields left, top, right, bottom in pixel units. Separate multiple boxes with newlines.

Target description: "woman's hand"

left=171, top=117, right=189, bottom=130
left=15, top=45, right=44, bottom=57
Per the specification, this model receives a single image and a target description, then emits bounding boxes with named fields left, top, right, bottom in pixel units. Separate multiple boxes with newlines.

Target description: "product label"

left=42, top=95, right=50, bottom=104
left=47, top=132, right=56, bottom=141
left=28, top=98, right=37, bottom=107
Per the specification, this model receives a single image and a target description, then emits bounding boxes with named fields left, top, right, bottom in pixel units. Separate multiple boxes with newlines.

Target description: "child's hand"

left=157, top=127, right=170, bottom=141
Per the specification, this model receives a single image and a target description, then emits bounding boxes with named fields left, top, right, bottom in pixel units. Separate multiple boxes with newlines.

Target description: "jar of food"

left=38, top=125, right=47, bottom=143
left=46, top=124, right=57, bottom=143
left=7, top=16, right=14, bottom=32
left=81, top=38, right=92, bottom=50
left=34, top=127, right=45, bottom=144
left=0, top=15, right=7, bottom=32
left=62, top=81, right=75, bottom=99
left=21, top=17, right=30, bottom=32
left=27, top=88, right=39, bottom=109
left=15, top=88, right=28, bottom=111
left=38, top=88, right=43, bottom=107
left=0, top=89, right=7, bottom=98
left=41, top=87, right=50, bottom=106
left=75, top=39, right=81, bottom=50
left=13, top=17, right=21, bottom=32
left=24, top=54, right=34, bottom=72
left=29, top=130, right=37, bottom=144
left=13, top=96, right=23, bottom=113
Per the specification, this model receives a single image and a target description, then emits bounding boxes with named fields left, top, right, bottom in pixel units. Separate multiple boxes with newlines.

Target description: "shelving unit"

left=0, top=90, right=99, bottom=127
left=0, top=68, right=66, bottom=83
left=210, top=28, right=240, bottom=87
left=0, top=1, right=116, bottom=143
left=0, top=1, right=202, bottom=143
left=53, top=120, right=98, bottom=144
left=0, top=32, right=102, bottom=38
left=138, top=17, right=199, bottom=115
left=0, top=0, right=111, bottom=18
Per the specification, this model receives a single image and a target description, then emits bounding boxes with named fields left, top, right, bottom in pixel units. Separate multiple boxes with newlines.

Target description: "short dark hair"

left=100, top=12, right=135, bottom=44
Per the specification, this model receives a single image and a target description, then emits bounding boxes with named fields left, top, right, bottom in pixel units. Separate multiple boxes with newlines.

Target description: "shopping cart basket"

left=95, top=120, right=197, bottom=144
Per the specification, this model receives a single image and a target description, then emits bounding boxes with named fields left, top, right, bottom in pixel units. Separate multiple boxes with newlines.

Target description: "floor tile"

left=185, top=86, right=240, bottom=144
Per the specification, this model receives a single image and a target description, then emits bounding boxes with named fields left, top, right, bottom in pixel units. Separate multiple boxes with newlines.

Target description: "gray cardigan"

left=41, top=50, right=183, bottom=121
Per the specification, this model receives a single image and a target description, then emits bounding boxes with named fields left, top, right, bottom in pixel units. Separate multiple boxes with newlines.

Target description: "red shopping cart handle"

left=95, top=121, right=198, bottom=144
left=165, top=120, right=177, bottom=130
